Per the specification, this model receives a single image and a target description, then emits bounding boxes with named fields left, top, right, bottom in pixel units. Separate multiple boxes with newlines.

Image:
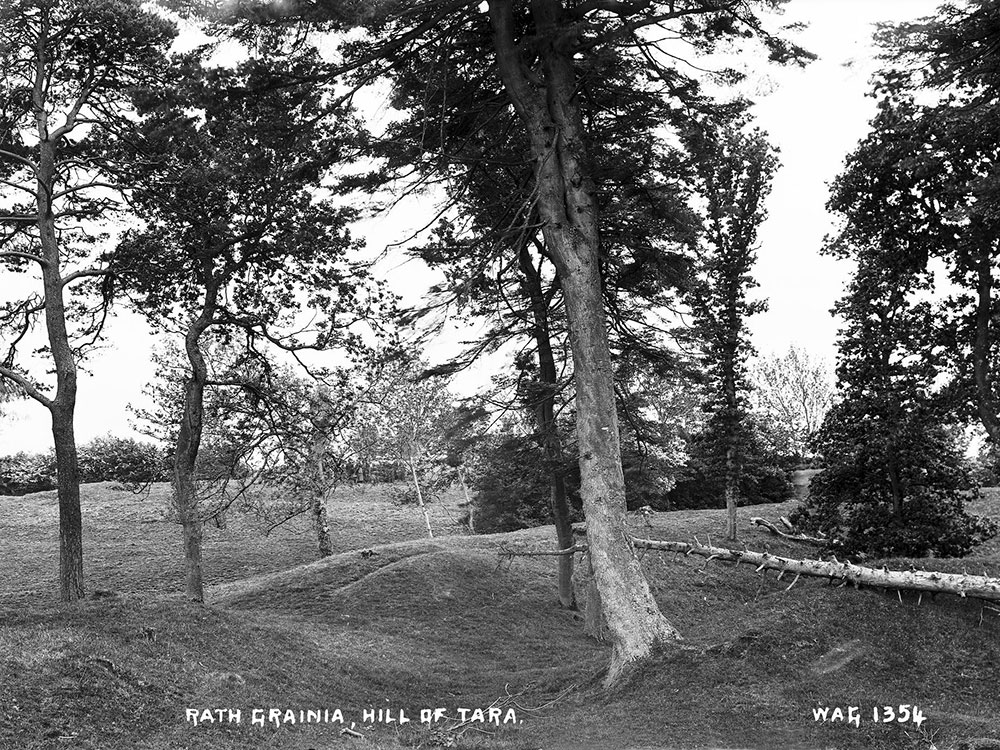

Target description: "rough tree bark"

left=313, top=452, right=334, bottom=558
left=310, top=390, right=336, bottom=558
left=39, top=133, right=84, bottom=602
left=173, top=271, right=218, bottom=603
left=312, top=493, right=334, bottom=557
left=583, top=551, right=606, bottom=640
left=519, top=242, right=576, bottom=609
left=489, top=0, right=680, bottom=684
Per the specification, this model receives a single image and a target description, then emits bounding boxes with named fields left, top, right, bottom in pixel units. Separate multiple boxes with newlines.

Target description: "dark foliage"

left=470, top=420, right=687, bottom=532
left=77, top=436, right=170, bottom=486
left=668, top=412, right=793, bottom=510
left=791, top=404, right=997, bottom=558
left=469, top=434, right=582, bottom=534
left=0, top=437, right=240, bottom=495
left=0, top=450, right=57, bottom=495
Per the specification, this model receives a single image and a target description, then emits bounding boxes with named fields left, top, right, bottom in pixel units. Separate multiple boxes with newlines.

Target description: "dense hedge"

left=0, top=451, right=57, bottom=495
left=0, top=436, right=170, bottom=495
left=78, top=436, right=170, bottom=486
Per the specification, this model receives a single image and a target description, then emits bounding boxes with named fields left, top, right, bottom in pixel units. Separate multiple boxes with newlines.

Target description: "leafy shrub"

left=468, top=427, right=678, bottom=532
left=0, top=450, right=57, bottom=495
left=468, top=434, right=582, bottom=533
left=791, top=403, right=996, bottom=558
left=668, top=412, right=794, bottom=509
left=77, top=435, right=170, bottom=486
left=801, top=485, right=998, bottom=558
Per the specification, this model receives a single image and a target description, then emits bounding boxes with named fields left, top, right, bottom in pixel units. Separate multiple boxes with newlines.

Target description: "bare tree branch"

left=0, top=365, right=53, bottom=408
left=0, top=250, right=47, bottom=267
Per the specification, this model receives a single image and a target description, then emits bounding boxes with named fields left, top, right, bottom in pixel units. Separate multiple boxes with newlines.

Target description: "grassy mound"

left=1, top=483, right=999, bottom=749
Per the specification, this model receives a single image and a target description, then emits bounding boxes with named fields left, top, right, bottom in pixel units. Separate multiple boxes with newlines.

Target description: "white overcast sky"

left=0, top=0, right=944, bottom=454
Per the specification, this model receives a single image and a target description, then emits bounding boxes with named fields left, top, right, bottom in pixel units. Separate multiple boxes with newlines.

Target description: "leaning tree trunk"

left=556, top=234, right=680, bottom=681
left=490, top=0, right=680, bottom=685
left=520, top=242, right=576, bottom=609
left=38, top=139, right=85, bottom=602
left=173, top=275, right=218, bottom=602
left=408, top=457, right=434, bottom=538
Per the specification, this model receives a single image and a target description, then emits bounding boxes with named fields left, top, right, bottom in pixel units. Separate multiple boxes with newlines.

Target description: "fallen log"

left=498, top=537, right=1000, bottom=602
left=630, top=536, right=1000, bottom=602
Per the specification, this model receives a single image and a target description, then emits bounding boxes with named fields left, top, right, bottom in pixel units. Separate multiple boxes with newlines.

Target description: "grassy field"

left=2, top=482, right=999, bottom=750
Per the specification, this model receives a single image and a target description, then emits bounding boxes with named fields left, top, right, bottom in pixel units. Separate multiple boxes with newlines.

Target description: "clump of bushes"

left=0, top=435, right=171, bottom=495
left=78, top=435, right=170, bottom=486
left=668, top=413, right=794, bottom=510
left=468, top=434, right=582, bottom=534
left=466, top=427, right=679, bottom=533
left=0, top=451, right=57, bottom=495
left=791, top=404, right=997, bottom=558
left=824, top=486, right=999, bottom=559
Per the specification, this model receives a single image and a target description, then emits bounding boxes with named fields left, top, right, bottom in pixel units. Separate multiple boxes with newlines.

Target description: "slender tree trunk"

left=173, top=274, right=218, bottom=602
left=408, top=458, right=434, bottom=538
left=313, top=492, right=333, bottom=557
left=457, top=467, right=475, bottom=533
left=722, top=343, right=740, bottom=542
left=38, top=137, right=85, bottom=602
left=520, top=242, right=575, bottom=608
left=974, top=251, right=1000, bottom=443
left=51, top=405, right=84, bottom=601
left=176, top=380, right=205, bottom=601
left=490, top=0, right=680, bottom=685
left=724, top=444, right=738, bottom=541
left=313, top=451, right=334, bottom=558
